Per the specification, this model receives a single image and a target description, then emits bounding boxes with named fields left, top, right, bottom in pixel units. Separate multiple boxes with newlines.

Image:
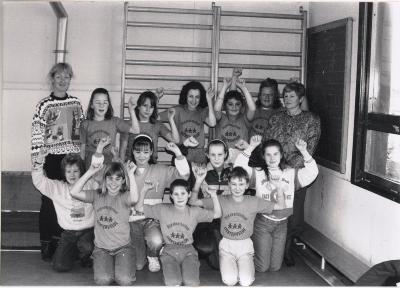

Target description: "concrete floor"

left=1, top=250, right=327, bottom=286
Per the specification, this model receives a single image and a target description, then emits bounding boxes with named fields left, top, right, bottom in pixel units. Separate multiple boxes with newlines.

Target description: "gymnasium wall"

left=306, top=2, right=400, bottom=266
left=2, top=0, right=306, bottom=171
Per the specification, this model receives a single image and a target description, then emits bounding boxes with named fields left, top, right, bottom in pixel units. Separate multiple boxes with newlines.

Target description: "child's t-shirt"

left=215, top=113, right=251, bottom=149
left=80, top=117, right=131, bottom=168
left=160, top=105, right=209, bottom=163
left=249, top=107, right=278, bottom=138
left=124, top=120, right=171, bottom=161
left=203, top=195, right=274, bottom=240
left=144, top=204, right=213, bottom=245
left=86, top=190, right=131, bottom=250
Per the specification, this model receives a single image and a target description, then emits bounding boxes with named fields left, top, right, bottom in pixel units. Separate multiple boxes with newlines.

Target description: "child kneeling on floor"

left=191, top=166, right=289, bottom=286
left=134, top=179, right=221, bottom=286
left=32, top=149, right=97, bottom=272
left=70, top=148, right=139, bottom=286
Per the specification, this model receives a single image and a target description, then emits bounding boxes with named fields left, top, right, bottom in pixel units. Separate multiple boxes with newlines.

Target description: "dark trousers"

left=53, top=228, right=94, bottom=272
left=355, top=260, right=400, bottom=286
left=193, top=219, right=221, bottom=270
left=39, top=154, right=65, bottom=242
left=284, top=186, right=307, bottom=257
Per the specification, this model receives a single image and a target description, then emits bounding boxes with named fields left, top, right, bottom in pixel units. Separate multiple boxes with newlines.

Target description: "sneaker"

left=147, top=256, right=160, bottom=272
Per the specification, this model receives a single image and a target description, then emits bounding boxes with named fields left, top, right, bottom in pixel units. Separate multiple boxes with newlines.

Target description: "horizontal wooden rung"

left=127, top=6, right=212, bottom=15
left=221, top=10, right=304, bottom=20
left=220, top=48, right=301, bottom=57
left=127, top=21, right=212, bottom=30
left=126, top=45, right=212, bottom=53
left=125, top=74, right=211, bottom=82
left=221, top=25, right=303, bottom=34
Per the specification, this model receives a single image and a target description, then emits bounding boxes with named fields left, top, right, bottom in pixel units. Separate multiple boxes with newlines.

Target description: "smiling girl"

left=235, top=135, right=318, bottom=272
left=70, top=155, right=139, bottom=286
left=80, top=87, right=140, bottom=169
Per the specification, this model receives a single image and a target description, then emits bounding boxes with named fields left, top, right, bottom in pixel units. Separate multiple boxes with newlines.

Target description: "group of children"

left=30, top=62, right=319, bottom=286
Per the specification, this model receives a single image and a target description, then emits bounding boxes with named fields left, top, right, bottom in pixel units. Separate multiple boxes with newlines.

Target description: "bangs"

left=133, top=141, right=152, bottom=152
left=104, top=163, right=125, bottom=178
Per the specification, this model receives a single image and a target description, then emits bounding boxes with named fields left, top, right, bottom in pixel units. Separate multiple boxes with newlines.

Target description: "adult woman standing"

left=31, top=63, right=84, bottom=261
left=262, top=82, right=321, bottom=266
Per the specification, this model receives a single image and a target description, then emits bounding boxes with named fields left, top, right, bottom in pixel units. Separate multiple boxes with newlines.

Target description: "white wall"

left=2, top=0, right=307, bottom=171
left=306, top=2, right=400, bottom=266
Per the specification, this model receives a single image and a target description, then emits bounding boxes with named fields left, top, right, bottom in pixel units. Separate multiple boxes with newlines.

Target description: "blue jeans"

left=53, top=228, right=94, bottom=272
left=92, top=244, right=136, bottom=286
left=160, top=244, right=200, bottom=286
left=252, top=214, right=287, bottom=272
left=130, top=218, right=163, bottom=270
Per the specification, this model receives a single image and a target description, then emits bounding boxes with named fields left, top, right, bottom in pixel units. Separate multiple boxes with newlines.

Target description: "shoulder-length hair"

left=86, top=87, right=114, bottom=120
left=178, top=81, right=208, bottom=109
left=135, top=90, right=158, bottom=124
left=100, top=162, right=129, bottom=196
left=256, top=78, right=282, bottom=109
left=130, top=134, right=156, bottom=165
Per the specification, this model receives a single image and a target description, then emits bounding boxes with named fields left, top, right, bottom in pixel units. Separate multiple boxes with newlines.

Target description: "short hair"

left=206, top=139, right=229, bottom=161
left=223, top=90, right=245, bottom=109
left=135, top=90, right=158, bottom=124
left=48, top=62, right=74, bottom=81
left=86, top=87, right=114, bottom=120
left=60, top=154, right=85, bottom=181
left=101, top=162, right=129, bottom=195
left=131, top=134, right=155, bottom=164
left=257, top=78, right=282, bottom=109
left=179, top=81, right=208, bottom=108
left=228, top=166, right=250, bottom=183
left=282, top=82, right=306, bottom=99
left=169, top=179, right=190, bottom=204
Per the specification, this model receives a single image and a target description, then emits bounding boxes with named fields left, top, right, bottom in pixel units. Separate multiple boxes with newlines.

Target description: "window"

left=353, top=2, right=400, bottom=202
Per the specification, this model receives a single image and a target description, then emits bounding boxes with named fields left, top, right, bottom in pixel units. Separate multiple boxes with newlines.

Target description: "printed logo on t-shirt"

left=88, top=130, right=111, bottom=150
left=181, top=120, right=201, bottom=138
left=223, top=212, right=247, bottom=237
left=221, top=124, right=241, bottom=143
left=252, top=117, right=267, bottom=134
left=97, top=206, right=118, bottom=229
left=166, top=222, right=190, bottom=245
left=70, top=199, right=86, bottom=220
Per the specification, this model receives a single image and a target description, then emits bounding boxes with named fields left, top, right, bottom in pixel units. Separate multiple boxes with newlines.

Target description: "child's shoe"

left=40, top=241, right=52, bottom=262
left=147, top=256, right=161, bottom=272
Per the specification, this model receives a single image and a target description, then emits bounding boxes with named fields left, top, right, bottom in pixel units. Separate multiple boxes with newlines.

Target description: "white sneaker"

left=147, top=256, right=161, bottom=272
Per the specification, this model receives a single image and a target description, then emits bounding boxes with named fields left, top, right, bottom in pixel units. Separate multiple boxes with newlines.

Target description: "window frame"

left=352, top=2, right=400, bottom=203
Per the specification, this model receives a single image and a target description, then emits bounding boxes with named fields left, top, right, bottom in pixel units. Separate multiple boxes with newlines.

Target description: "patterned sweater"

left=263, top=110, right=321, bottom=168
left=31, top=93, right=84, bottom=161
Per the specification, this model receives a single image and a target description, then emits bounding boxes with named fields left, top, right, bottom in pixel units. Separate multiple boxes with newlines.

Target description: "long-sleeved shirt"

left=31, top=93, right=84, bottom=162
left=31, top=163, right=96, bottom=230
left=235, top=146, right=318, bottom=221
left=263, top=110, right=321, bottom=168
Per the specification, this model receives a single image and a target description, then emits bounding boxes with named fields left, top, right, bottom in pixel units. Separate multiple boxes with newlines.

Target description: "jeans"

left=219, top=237, right=255, bottom=287
left=130, top=218, right=163, bottom=270
left=53, top=228, right=94, bottom=272
left=92, top=244, right=136, bottom=286
left=40, top=154, right=65, bottom=242
left=159, top=244, right=200, bottom=286
left=252, top=214, right=288, bottom=272
left=284, top=187, right=307, bottom=258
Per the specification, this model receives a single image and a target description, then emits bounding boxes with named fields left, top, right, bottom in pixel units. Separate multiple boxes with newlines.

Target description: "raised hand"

left=235, top=78, right=246, bottom=89
left=165, top=142, right=181, bottom=156
left=143, top=179, right=155, bottom=192
left=35, top=147, right=49, bottom=165
left=295, top=138, right=307, bottom=153
left=192, top=164, right=207, bottom=181
left=206, top=87, right=215, bottom=101
left=232, top=67, right=243, bottom=78
left=249, top=135, right=262, bottom=148
left=235, top=139, right=249, bottom=150
left=167, top=107, right=175, bottom=120
left=223, top=77, right=232, bottom=88
left=183, top=136, right=199, bottom=148
left=128, top=95, right=137, bottom=113
left=206, top=186, right=218, bottom=197
left=97, top=136, right=111, bottom=150
left=155, top=87, right=164, bottom=102
left=126, top=160, right=137, bottom=175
